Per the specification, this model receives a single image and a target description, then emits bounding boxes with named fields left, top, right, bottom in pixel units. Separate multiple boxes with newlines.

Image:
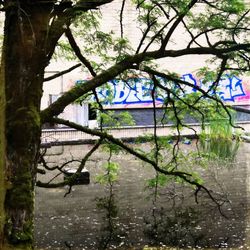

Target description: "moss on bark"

left=7, top=107, right=40, bottom=151
left=0, top=25, right=6, bottom=246
left=1, top=4, right=46, bottom=249
left=6, top=171, right=33, bottom=211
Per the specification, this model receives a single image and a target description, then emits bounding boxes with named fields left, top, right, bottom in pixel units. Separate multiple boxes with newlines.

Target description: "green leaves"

left=199, top=111, right=240, bottom=161
left=101, top=141, right=123, bottom=154
left=96, top=161, right=120, bottom=184
left=98, top=110, right=135, bottom=128
left=187, top=0, right=247, bottom=50
left=220, top=0, right=245, bottom=14
left=147, top=173, right=172, bottom=188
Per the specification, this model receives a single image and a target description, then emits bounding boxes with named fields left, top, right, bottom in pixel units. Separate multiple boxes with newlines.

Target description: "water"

left=35, top=142, right=250, bottom=249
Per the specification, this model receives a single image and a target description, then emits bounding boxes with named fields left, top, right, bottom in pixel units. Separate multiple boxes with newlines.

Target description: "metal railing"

left=41, top=121, right=250, bottom=146
left=41, top=124, right=204, bottom=145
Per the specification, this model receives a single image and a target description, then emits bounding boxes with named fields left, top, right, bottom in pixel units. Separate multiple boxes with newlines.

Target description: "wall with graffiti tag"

left=181, top=74, right=249, bottom=103
left=91, top=74, right=250, bottom=109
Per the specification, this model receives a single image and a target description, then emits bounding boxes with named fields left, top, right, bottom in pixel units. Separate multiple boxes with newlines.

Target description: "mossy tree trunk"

left=0, top=1, right=113, bottom=248
left=0, top=21, right=6, bottom=248
left=0, top=2, right=56, bottom=249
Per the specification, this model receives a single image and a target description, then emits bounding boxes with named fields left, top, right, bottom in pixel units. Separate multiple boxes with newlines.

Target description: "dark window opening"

left=89, top=104, right=97, bottom=120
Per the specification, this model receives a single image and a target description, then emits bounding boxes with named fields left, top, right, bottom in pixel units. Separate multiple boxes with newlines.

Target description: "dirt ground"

left=34, top=142, right=250, bottom=250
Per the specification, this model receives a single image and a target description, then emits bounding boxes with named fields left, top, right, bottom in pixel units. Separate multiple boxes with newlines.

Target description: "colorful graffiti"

left=97, top=78, right=164, bottom=107
left=181, top=74, right=246, bottom=102
left=77, top=74, right=250, bottom=108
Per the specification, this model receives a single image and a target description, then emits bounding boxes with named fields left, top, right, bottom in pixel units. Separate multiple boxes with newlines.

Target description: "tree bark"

left=0, top=18, right=6, bottom=248
left=0, top=1, right=54, bottom=249
left=0, top=1, right=114, bottom=248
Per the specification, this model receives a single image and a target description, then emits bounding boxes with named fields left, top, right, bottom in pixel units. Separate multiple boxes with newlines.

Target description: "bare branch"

left=120, top=0, right=126, bottom=38
left=44, top=63, right=82, bottom=82
left=160, top=0, right=198, bottom=50
left=37, top=139, right=102, bottom=188
left=65, top=27, right=97, bottom=77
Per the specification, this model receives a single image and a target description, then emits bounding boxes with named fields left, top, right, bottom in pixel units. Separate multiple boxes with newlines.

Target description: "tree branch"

left=37, top=139, right=102, bottom=188
left=120, top=0, right=126, bottom=38
left=41, top=44, right=250, bottom=123
left=44, top=63, right=82, bottom=82
left=139, top=66, right=243, bottom=130
left=47, top=117, right=227, bottom=212
left=65, top=27, right=97, bottom=77
left=45, top=1, right=114, bottom=61
left=160, top=0, right=198, bottom=50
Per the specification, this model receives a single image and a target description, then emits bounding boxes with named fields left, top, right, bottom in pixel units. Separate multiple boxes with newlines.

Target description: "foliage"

left=96, top=161, right=120, bottom=184
left=95, top=146, right=122, bottom=249
left=1, top=0, right=250, bottom=248
left=199, top=114, right=240, bottom=161
left=98, top=110, right=135, bottom=128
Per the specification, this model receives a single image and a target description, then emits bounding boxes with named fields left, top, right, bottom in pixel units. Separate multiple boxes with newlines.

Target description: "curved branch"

left=65, top=27, right=97, bottom=77
left=50, top=117, right=189, bottom=177
left=48, top=117, right=227, bottom=212
left=41, top=44, right=250, bottom=123
left=44, top=63, right=82, bottom=82
left=36, top=139, right=102, bottom=188
left=160, top=0, right=198, bottom=50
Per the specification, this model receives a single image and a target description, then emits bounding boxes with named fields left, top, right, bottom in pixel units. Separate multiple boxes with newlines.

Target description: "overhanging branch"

left=65, top=27, right=97, bottom=77
left=48, top=117, right=227, bottom=211
left=41, top=44, right=250, bottom=123
left=44, top=63, right=82, bottom=82
left=140, top=66, right=243, bottom=130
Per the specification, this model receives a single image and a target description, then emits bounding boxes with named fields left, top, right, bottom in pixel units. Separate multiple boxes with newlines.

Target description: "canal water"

left=35, top=142, right=250, bottom=249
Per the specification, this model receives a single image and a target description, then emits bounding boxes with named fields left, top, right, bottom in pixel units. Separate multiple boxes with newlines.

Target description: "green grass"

left=200, top=118, right=240, bottom=161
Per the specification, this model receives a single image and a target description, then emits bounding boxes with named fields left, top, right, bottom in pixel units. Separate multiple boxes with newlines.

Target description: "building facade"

left=41, top=0, right=250, bottom=128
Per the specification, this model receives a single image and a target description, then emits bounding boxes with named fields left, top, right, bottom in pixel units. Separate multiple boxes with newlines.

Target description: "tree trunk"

left=0, top=2, right=54, bottom=249
left=0, top=21, right=6, bottom=248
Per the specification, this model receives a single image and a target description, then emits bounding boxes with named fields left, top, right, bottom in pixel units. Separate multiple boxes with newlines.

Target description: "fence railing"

left=41, top=124, right=199, bottom=145
left=41, top=122, right=250, bottom=145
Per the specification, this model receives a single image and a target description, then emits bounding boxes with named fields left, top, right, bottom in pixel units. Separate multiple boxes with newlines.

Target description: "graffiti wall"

left=78, top=74, right=250, bottom=109
left=181, top=74, right=249, bottom=103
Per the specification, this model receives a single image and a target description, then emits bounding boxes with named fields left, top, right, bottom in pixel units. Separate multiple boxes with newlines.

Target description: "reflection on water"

left=96, top=189, right=121, bottom=249
left=35, top=143, right=250, bottom=249
left=95, top=157, right=247, bottom=249
left=95, top=174, right=246, bottom=249
left=144, top=206, right=205, bottom=248
left=95, top=185, right=237, bottom=249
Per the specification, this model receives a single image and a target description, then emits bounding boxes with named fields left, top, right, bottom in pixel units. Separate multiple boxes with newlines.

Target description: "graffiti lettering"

left=180, top=74, right=198, bottom=94
left=86, top=74, right=246, bottom=107
left=219, top=76, right=245, bottom=101
left=98, top=78, right=164, bottom=105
